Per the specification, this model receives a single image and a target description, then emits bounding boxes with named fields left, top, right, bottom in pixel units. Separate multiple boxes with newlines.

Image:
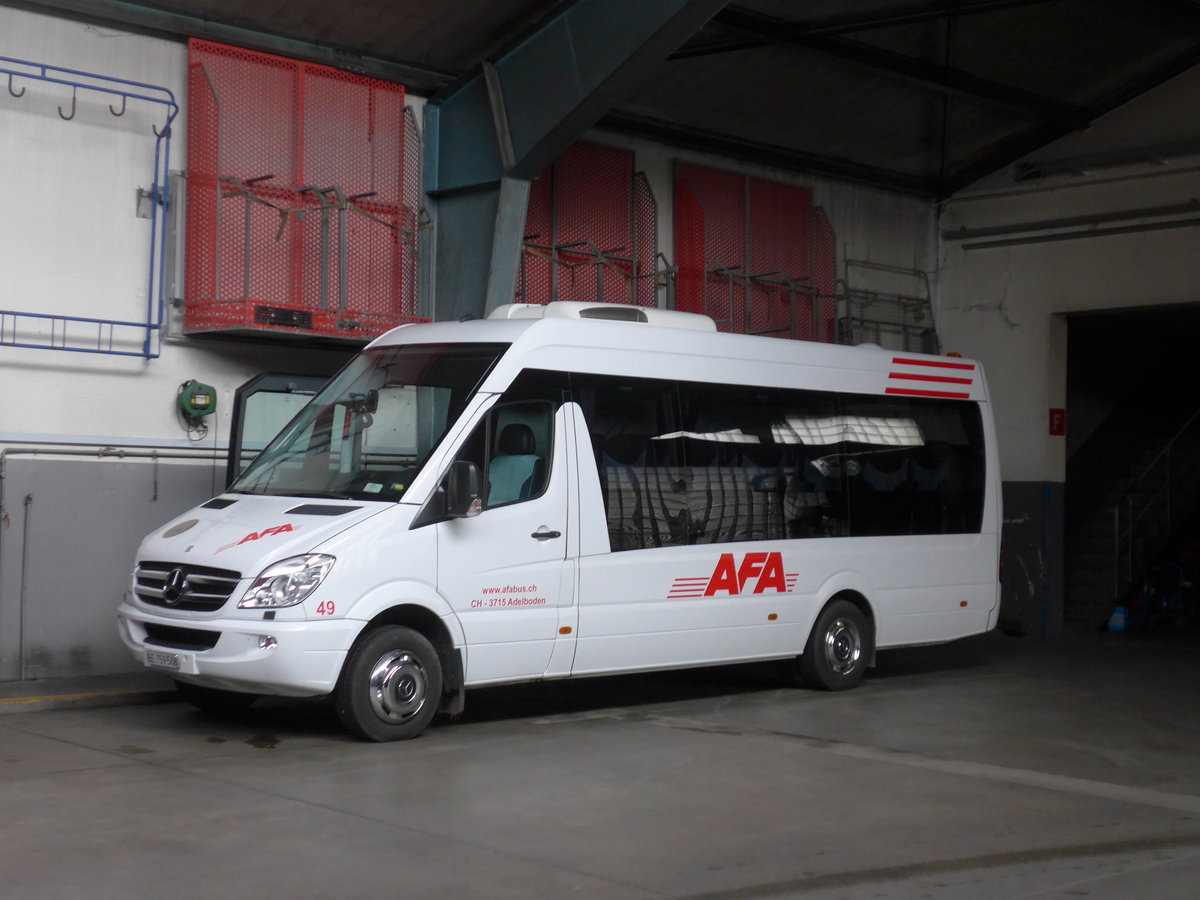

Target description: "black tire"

left=334, top=625, right=442, bottom=742
left=174, top=680, right=259, bottom=713
left=799, top=599, right=870, bottom=691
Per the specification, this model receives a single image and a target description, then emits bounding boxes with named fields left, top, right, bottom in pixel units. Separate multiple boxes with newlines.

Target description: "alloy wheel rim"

left=823, top=618, right=861, bottom=675
left=368, top=650, right=428, bottom=724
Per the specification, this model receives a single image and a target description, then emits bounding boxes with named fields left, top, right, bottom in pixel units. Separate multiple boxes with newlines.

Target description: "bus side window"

left=454, top=400, right=554, bottom=509
left=572, top=375, right=681, bottom=551
left=836, top=395, right=985, bottom=536
left=570, top=371, right=988, bottom=546
left=489, top=420, right=543, bottom=504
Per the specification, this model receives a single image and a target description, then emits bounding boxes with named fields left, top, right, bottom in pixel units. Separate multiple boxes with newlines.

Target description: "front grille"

left=143, top=623, right=220, bottom=651
left=136, top=561, right=241, bottom=612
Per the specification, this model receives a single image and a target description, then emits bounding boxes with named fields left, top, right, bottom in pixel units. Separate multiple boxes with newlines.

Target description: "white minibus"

left=118, top=301, right=1001, bottom=740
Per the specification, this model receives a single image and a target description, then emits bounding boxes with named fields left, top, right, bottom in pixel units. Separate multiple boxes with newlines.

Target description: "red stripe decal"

left=889, top=372, right=974, bottom=385
left=886, top=387, right=971, bottom=399
left=892, top=356, right=975, bottom=371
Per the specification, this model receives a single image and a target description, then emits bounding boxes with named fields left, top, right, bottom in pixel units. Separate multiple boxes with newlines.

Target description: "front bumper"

left=117, top=603, right=363, bottom=697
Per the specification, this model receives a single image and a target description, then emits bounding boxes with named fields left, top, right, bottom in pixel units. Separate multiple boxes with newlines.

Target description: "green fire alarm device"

left=178, top=380, right=217, bottom=420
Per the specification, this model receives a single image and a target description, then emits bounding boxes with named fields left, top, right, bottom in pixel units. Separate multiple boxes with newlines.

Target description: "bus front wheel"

left=335, top=625, right=442, bottom=741
left=799, top=600, right=869, bottom=691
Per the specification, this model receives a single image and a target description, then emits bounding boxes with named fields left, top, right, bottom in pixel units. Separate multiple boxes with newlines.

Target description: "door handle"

left=530, top=528, right=561, bottom=541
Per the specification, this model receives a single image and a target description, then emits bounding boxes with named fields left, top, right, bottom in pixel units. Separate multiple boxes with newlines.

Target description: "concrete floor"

left=1, top=630, right=1199, bottom=899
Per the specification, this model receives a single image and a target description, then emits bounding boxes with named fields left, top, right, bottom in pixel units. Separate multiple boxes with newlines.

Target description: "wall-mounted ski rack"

left=0, top=55, right=179, bottom=358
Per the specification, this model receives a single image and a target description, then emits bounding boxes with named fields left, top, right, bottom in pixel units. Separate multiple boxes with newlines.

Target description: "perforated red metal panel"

left=674, top=180, right=705, bottom=317
left=518, top=141, right=656, bottom=307
left=750, top=177, right=811, bottom=338
left=559, top=142, right=630, bottom=303
left=187, top=56, right=219, bottom=305
left=184, top=40, right=423, bottom=341
left=520, top=170, right=554, bottom=304
left=633, top=172, right=658, bottom=308
left=673, top=163, right=838, bottom=342
left=675, top=164, right=746, bottom=332
left=812, top=208, right=838, bottom=343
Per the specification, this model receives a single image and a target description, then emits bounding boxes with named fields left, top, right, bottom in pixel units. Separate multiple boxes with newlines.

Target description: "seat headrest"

left=498, top=422, right=535, bottom=455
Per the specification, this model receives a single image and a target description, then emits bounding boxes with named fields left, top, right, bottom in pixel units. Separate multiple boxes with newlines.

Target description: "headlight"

left=238, top=554, right=335, bottom=609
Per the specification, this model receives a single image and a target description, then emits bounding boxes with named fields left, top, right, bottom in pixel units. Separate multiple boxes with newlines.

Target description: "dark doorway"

left=1064, top=303, right=1200, bottom=627
left=1066, top=303, right=1200, bottom=458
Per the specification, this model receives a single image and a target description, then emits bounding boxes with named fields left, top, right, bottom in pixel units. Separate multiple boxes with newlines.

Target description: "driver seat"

left=488, top=423, right=542, bottom=505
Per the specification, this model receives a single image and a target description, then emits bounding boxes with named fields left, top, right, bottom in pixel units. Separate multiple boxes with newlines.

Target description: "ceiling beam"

left=669, top=36, right=762, bottom=60
left=425, top=0, right=727, bottom=319
left=701, top=5, right=1091, bottom=129
left=8, top=0, right=455, bottom=92
left=1014, top=140, right=1200, bottom=181
left=599, top=110, right=943, bottom=196
left=795, top=0, right=1062, bottom=37
left=944, top=40, right=1200, bottom=193
left=672, top=0, right=1061, bottom=58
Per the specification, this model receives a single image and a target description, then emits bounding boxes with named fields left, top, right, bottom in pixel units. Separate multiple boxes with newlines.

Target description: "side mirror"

left=445, top=460, right=484, bottom=518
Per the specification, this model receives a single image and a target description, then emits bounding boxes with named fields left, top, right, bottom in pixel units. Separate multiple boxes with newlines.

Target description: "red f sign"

left=1049, top=408, right=1065, bottom=436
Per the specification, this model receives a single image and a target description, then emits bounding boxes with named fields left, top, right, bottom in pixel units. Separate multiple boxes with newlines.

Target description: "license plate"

left=145, top=649, right=181, bottom=671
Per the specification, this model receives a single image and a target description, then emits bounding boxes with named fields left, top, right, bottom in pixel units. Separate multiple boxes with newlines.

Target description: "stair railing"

left=1113, top=405, right=1200, bottom=600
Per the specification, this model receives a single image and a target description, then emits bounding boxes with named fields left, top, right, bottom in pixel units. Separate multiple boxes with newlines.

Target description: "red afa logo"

left=217, top=523, right=297, bottom=554
left=668, top=552, right=797, bottom=599
left=706, top=551, right=787, bottom=595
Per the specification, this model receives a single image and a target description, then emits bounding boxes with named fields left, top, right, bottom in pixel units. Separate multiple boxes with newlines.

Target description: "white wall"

left=937, top=65, right=1200, bottom=484
left=0, top=10, right=354, bottom=681
left=0, top=7, right=350, bottom=455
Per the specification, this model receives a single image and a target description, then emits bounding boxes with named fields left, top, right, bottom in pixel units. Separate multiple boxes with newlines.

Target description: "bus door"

left=436, top=398, right=577, bottom=684
left=226, top=373, right=331, bottom=487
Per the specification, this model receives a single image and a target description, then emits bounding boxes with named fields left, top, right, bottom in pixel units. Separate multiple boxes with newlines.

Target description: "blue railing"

left=0, top=56, right=179, bottom=358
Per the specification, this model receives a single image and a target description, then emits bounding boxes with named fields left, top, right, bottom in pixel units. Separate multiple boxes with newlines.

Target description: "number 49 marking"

left=316, top=601, right=336, bottom=616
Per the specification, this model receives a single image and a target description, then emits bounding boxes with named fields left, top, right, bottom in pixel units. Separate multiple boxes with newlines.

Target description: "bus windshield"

left=231, top=342, right=508, bottom=501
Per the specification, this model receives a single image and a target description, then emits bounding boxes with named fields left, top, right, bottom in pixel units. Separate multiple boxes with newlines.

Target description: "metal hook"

left=6, top=72, right=25, bottom=98
left=152, top=105, right=178, bottom=138
left=58, top=86, right=76, bottom=121
left=109, top=94, right=126, bottom=117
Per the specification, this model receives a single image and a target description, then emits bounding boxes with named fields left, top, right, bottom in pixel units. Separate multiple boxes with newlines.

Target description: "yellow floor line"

left=0, top=689, right=173, bottom=707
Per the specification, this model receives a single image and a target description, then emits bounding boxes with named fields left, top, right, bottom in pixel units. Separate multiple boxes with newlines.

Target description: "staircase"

left=1066, top=400, right=1200, bottom=627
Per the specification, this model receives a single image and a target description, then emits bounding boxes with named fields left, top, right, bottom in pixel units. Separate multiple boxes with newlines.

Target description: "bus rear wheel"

left=335, top=625, right=442, bottom=741
left=799, top=599, right=869, bottom=691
